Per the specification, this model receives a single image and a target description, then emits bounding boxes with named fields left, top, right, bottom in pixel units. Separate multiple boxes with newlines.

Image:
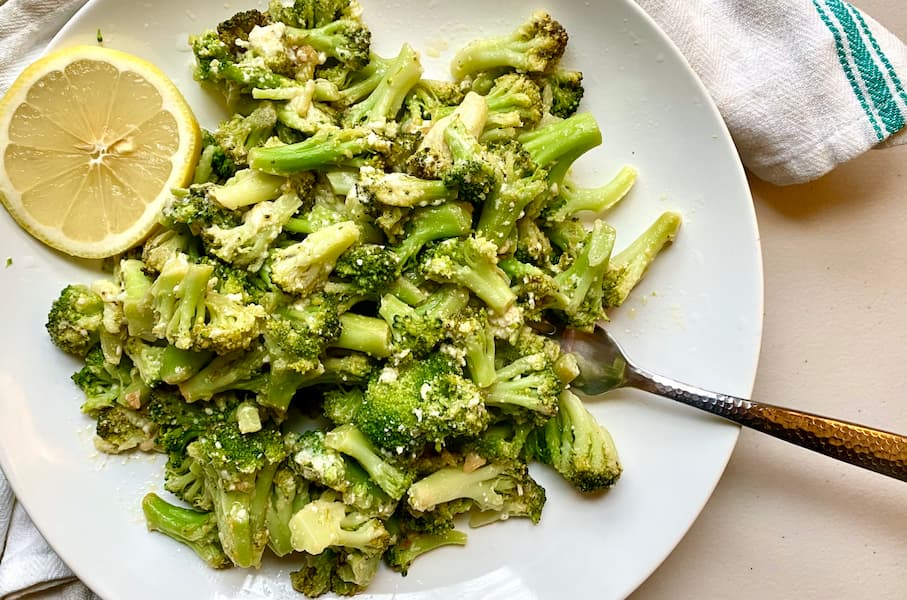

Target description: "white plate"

left=0, top=0, right=763, bottom=598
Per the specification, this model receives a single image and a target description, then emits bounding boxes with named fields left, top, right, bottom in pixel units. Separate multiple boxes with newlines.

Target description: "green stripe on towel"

left=812, top=0, right=884, bottom=140
left=826, top=0, right=904, bottom=135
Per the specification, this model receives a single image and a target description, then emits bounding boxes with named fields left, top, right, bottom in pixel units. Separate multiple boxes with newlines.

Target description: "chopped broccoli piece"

left=378, top=285, right=470, bottom=358
left=324, top=424, right=414, bottom=499
left=46, top=284, right=104, bottom=357
left=284, top=19, right=371, bottom=70
left=269, top=220, right=361, bottom=296
left=289, top=497, right=390, bottom=555
left=266, top=465, right=311, bottom=557
left=544, top=165, right=637, bottom=223
left=391, top=201, right=473, bottom=267
left=187, top=420, right=286, bottom=568
left=249, top=127, right=390, bottom=175
left=451, top=11, right=569, bottom=79
left=203, top=193, right=301, bottom=270
left=420, top=236, right=516, bottom=314
left=527, top=389, right=622, bottom=492
left=537, top=68, right=584, bottom=118
left=552, top=220, right=617, bottom=330
left=602, top=211, right=682, bottom=308
left=94, top=405, right=157, bottom=454
left=342, top=43, right=423, bottom=127
left=214, top=103, right=280, bottom=166
left=356, top=166, right=452, bottom=208
left=484, top=352, right=562, bottom=423
left=142, top=493, right=232, bottom=569
left=384, top=514, right=467, bottom=576
left=518, top=111, right=602, bottom=186
left=354, top=352, right=490, bottom=454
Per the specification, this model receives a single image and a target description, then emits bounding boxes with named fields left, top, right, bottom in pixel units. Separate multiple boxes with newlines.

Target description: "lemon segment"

left=0, top=45, right=201, bottom=258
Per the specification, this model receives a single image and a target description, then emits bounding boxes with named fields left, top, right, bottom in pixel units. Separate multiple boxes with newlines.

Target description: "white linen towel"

left=1, top=0, right=907, bottom=597
left=636, top=0, right=907, bottom=184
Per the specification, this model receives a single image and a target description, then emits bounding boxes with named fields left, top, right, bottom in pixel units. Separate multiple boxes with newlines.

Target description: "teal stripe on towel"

left=811, top=0, right=884, bottom=140
left=847, top=2, right=907, bottom=112
left=826, top=0, right=903, bottom=135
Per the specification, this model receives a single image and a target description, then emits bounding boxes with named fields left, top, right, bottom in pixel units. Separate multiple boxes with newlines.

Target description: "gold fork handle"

left=628, top=367, right=907, bottom=482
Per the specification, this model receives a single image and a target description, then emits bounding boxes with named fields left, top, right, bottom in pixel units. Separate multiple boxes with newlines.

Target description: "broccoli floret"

left=406, top=461, right=541, bottom=517
left=266, top=464, right=312, bottom=557
left=543, top=165, right=637, bottom=223
left=331, top=53, right=393, bottom=107
left=291, top=430, right=350, bottom=491
left=602, top=211, right=682, bottom=308
left=289, top=496, right=391, bottom=555
left=164, top=452, right=212, bottom=511
left=467, top=463, right=546, bottom=527
left=401, top=79, right=467, bottom=126
left=123, top=336, right=165, bottom=386
left=187, top=420, right=287, bottom=568
left=324, top=424, right=414, bottom=499
left=46, top=284, right=104, bottom=357
left=322, top=387, right=364, bottom=425
left=249, top=127, right=390, bottom=175
left=263, top=293, right=342, bottom=373
left=161, top=185, right=243, bottom=235
left=498, top=256, right=563, bottom=322
left=378, top=285, right=470, bottom=357
left=284, top=19, right=371, bottom=70
left=475, top=171, right=549, bottom=253
left=481, top=73, right=544, bottom=139
left=537, top=68, right=584, bottom=118
left=384, top=513, right=468, bottom=576
left=332, top=243, right=402, bottom=296
left=443, top=305, right=496, bottom=388
left=194, top=130, right=238, bottom=184
left=214, top=103, right=279, bottom=165
left=342, top=43, right=423, bottom=127
left=142, top=493, right=232, bottom=569
left=407, top=91, right=488, bottom=180
left=71, top=348, right=139, bottom=414
left=420, top=236, right=516, bottom=314
left=196, top=287, right=267, bottom=355
left=391, top=201, right=473, bottom=267
left=518, top=111, right=602, bottom=186
left=484, top=353, right=562, bottom=423
left=94, top=405, right=157, bottom=454
left=552, top=220, right=617, bottom=330
left=354, top=353, right=490, bottom=454
left=355, top=166, right=452, bottom=208
left=527, top=389, right=622, bottom=492
left=268, top=0, right=360, bottom=29
left=191, top=29, right=309, bottom=94
left=450, top=11, right=568, bottom=79
left=148, top=254, right=212, bottom=350
left=463, top=421, right=534, bottom=463
left=269, top=220, right=361, bottom=296
left=216, top=9, right=270, bottom=54
left=441, top=116, right=500, bottom=205
left=290, top=544, right=383, bottom=597
left=203, top=193, right=301, bottom=270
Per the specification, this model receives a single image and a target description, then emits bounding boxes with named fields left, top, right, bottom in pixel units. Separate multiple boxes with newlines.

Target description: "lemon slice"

left=0, top=45, right=201, bottom=258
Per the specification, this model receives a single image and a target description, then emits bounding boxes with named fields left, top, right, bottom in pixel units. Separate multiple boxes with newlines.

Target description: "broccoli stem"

left=325, top=424, right=413, bottom=500
left=210, top=169, right=286, bottom=210
left=551, top=165, right=637, bottom=221
left=604, top=211, right=682, bottom=308
left=248, top=128, right=384, bottom=175
left=160, top=346, right=215, bottom=384
left=334, top=313, right=392, bottom=358
left=518, top=112, right=602, bottom=182
left=178, top=345, right=268, bottom=402
left=407, top=463, right=508, bottom=513
left=120, top=259, right=155, bottom=338
left=142, top=493, right=231, bottom=569
left=476, top=177, right=548, bottom=250
left=392, top=201, right=473, bottom=266
left=343, top=43, right=423, bottom=126
left=336, top=54, right=393, bottom=107
left=462, top=321, right=496, bottom=389
left=387, top=275, right=430, bottom=306
left=385, top=528, right=468, bottom=575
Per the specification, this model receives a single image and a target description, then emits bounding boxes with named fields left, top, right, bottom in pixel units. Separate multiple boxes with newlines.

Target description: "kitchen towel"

left=1, top=0, right=907, bottom=597
left=636, top=0, right=907, bottom=184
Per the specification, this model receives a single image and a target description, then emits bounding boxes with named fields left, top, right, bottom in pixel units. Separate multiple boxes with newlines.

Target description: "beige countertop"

left=632, top=2, right=907, bottom=598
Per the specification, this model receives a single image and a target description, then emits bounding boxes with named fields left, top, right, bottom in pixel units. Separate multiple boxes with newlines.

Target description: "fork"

left=556, top=324, right=907, bottom=482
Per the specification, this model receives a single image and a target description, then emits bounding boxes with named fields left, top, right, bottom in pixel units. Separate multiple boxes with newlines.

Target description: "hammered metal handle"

left=626, top=366, right=907, bottom=482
